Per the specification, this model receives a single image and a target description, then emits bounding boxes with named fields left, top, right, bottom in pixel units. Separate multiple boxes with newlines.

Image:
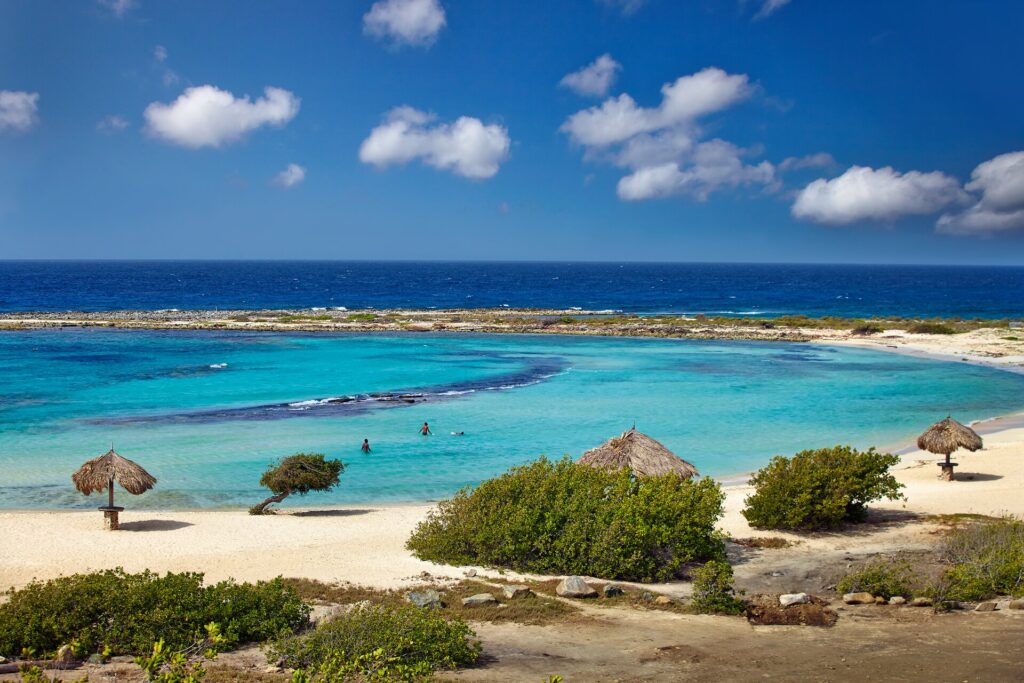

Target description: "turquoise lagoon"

left=2, top=329, right=1023, bottom=509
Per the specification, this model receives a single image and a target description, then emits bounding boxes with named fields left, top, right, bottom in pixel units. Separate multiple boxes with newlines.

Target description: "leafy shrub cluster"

left=406, top=457, right=726, bottom=582
left=690, top=560, right=744, bottom=614
left=837, top=560, right=919, bottom=599
left=250, top=452, right=344, bottom=515
left=0, top=569, right=309, bottom=658
left=908, top=322, right=956, bottom=334
left=270, top=604, right=480, bottom=682
left=851, top=323, right=884, bottom=335
left=742, top=446, right=904, bottom=531
left=937, top=518, right=1024, bottom=600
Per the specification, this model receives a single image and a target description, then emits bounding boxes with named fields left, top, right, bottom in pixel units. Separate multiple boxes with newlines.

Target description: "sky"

left=2, top=0, right=1024, bottom=264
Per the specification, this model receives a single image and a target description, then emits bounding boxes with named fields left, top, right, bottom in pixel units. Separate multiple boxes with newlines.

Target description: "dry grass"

left=205, top=667, right=290, bottom=682
left=730, top=536, right=796, bottom=549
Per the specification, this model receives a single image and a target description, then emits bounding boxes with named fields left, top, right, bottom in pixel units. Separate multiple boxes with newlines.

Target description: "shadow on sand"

left=119, top=519, right=194, bottom=532
left=953, top=472, right=1003, bottom=482
left=291, top=509, right=374, bottom=518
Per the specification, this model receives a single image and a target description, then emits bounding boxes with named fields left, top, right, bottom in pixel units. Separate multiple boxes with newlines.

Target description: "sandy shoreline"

left=2, top=319, right=1024, bottom=592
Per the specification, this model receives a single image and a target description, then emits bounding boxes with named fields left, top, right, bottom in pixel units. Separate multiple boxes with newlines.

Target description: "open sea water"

left=2, top=329, right=1023, bottom=509
left=2, top=261, right=1023, bottom=318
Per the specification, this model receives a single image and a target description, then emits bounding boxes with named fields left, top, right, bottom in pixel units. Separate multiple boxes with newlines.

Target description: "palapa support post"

left=102, top=507, right=120, bottom=530
left=937, top=461, right=958, bottom=481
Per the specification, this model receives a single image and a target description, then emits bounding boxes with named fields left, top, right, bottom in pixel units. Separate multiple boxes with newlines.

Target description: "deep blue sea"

left=2, top=261, right=1023, bottom=318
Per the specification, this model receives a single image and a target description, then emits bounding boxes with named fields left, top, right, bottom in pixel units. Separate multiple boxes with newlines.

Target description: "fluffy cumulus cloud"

left=273, top=163, right=306, bottom=188
left=144, top=85, right=300, bottom=148
left=359, top=106, right=510, bottom=179
left=0, top=91, right=39, bottom=132
left=777, top=152, right=835, bottom=173
left=791, top=165, right=965, bottom=224
left=363, top=0, right=446, bottom=47
left=560, top=54, right=621, bottom=98
left=937, top=151, right=1024, bottom=234
left=561, top=67, right=775, bottom=201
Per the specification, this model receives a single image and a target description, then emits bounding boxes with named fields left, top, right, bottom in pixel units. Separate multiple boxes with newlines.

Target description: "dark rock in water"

left=407, top=589, right=442, bottom=608
left=602, top=584, right=624, bottom=597
left=556, top=576, right=598, bottom=598
left=462, top=593, right=498, bottom=606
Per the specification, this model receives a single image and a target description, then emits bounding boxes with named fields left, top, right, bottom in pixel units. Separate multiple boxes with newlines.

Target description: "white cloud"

left=154, top=45, right=168, bottom=63
left=561, top=67, right=775, bottom=201
left=777, top=152, right=835, bottom=172
left=560, top=54, right=622, bottom=97
left=597, top=0, right=647, bottom=15
left=561, top=67, right=752, bottom=148
left=0, top=91, right=39, bottom=132
left=937, top=151, right=1024, bottom=234
left=792, top=165, right=965, bottom=224
left=618, top=139, right=775, bottom=201
left=98, top=0, right=135, bottom=17
left=359, top=106, right=510, bottom=179
left=144, top=85, right=300, bottom=149
left=96, top=115, right=129, bottom=132
left=754, top=0, right=791, bottom=20
left=273, top=163, right=306, bottom=188
left=363, top=0, right=446, bottom=47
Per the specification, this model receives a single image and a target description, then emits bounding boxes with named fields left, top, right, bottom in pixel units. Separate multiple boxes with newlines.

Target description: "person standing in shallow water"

left=421, top=422, right=432, bottom=436
left=361, top=439, right=371, bottom=453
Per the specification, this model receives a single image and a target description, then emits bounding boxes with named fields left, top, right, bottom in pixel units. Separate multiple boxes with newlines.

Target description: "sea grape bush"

left=406, top=457, right=726, bottom=582
left=270, top=604, right=480, bottom=682
left=742, top=446, right=904, bottom=531
left=0, top=569, right=309, bottom=658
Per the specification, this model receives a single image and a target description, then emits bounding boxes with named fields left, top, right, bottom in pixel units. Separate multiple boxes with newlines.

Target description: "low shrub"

left=0, top=569, right=309, bottom=658
left=690, top=561, right=744, bottom=614
left=937, top=518, right=1024, bottom=601
left=851, top=323, right=884, bottom=335
left=406, top=457, right=726, bottom=582
left=908, top=322, right=956, bottom=334
left=742, top=445, right=904, bottom=531
left=250, top=453, right=344, bottom=515
left=837, top=560, right=919, bottom=599
left=269, top=604, right=480, bottom=682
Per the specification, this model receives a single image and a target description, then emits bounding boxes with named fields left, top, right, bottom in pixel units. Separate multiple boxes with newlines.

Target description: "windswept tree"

left=250, top=453, right=344, bottom=515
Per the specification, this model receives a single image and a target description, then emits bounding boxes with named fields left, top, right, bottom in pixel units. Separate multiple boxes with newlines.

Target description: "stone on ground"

left=910, top=597, right=934, bottom=607
left=975, top=601, right=998, bottom=612
left=462, top=592, right=498, bottom=606
left=556, top=575, right=598, bottom=598
left=602, top=584, right=624, bottom=597
left=779, top=592, right=810, bottom=607
left=842, top=592, right=875, bottom=605
left=654, top=595, right=674, bottom=605
left=502, top=584, right=532, bottom=600
left=407, top=589, right=442, bottom=608
left=1008, top=599, right=1024, bottom=610
left=888, top=596, right=907, bottom=605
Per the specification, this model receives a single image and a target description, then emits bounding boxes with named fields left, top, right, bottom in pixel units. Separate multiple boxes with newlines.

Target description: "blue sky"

left=2, top=0, right=1023, bottom=263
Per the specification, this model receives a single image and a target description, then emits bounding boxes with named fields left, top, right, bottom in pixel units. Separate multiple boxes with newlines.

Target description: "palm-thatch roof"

left=72, top=448, right=157, bottom=496
left=917, top=417, right=983, bottom=457
left=578, top=427, right=698, bottom=479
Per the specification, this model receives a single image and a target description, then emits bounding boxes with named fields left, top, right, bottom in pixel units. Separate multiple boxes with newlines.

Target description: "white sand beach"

left=2, top=421, right=1022, bottom=592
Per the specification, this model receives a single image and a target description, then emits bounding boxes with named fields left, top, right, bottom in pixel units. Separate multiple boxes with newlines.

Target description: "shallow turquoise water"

left=2, top=329, right=1022, bottom=509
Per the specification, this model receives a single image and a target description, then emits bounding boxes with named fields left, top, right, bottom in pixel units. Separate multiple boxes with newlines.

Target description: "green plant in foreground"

left=250, top=453, right=344, bottom=515
left=690, top=560, right=744, bottom=614
left=742, top=445, right=904, bottom=531
left=269, top=604, right=480, bottom=682
left=936, top=518, right=1024, bottom=601
left=0, top=569, right=309, bottom=658
left=136, top=623, right=227, bottom=683
left=406, top=457, right=726, bottom=582
left=837, top=560, right=919, bottom=599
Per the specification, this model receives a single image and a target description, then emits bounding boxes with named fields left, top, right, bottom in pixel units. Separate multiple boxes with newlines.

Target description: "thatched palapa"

left=73, top=449, right=157, bottom=528
left=917, top=416, right=982, bottom=481
left=579, top=427, right=698, bottom=479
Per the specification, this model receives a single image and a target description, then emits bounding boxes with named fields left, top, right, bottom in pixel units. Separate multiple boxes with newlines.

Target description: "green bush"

left=0, top=569, right=309, bottom=658
left=742, top=446, right=904, bottom=531
left=837, top=560, right=919, bottom=599
left=908, top=322, right=956, bottom=334
left=938, top=518, right=1024, bottom=600
left=269, top=604, right=480, bottom=682
left=851, top=323, right=884, bottom=335
left=406, top=457, right=725, bottom=582
left=690, top=561, right=744, bottom=614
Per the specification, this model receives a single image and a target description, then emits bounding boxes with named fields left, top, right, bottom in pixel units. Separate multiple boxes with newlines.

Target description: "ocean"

left=2, top=261, right=1023, bottom=318
left=2, top=329, right=1022, bottom=509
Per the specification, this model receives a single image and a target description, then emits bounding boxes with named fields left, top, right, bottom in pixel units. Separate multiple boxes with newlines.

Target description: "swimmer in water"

left=420, top=422, right=432, bottom=436
left=361, top=439, right=371, bottom=453
left=451, top=431, right=465, bottom=436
